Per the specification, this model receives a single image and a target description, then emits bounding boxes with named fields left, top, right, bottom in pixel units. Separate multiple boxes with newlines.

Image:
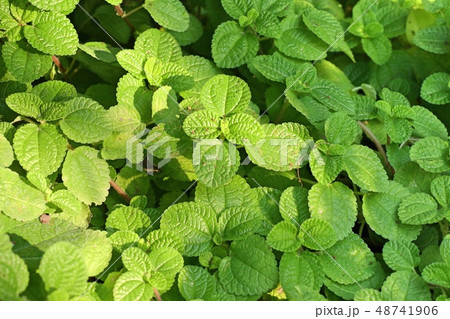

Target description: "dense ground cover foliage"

left=0, top=0, right=450, bottom=301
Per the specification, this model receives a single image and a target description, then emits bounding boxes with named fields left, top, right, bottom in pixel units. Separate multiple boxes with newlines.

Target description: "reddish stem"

left=52, top=55, right=66, bottom=74
left=153, top=288, right=162, bottom=301
left=114, top=5, right=135, bottom=31
left=109, top=179, right=131, bottom=203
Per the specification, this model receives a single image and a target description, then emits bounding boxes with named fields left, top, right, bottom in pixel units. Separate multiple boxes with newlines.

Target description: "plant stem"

left=153, top=288, right=162, bottom=301
left=52, top=55, right=66, bottom=74
left=109, top=179, right=131, bottom=203
left=114, top=5, right=135, bottom=31
left=358, top=121, right=394, bottom=176
left=122, top=5, right=143, bottom=18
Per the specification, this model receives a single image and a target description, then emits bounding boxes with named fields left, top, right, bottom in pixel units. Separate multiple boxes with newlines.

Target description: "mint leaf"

left=160, top=202, right=216, bottom=256
left=266, top=221, right=301, bottom=252
left=201, top=75, right=251, bottom=116
left=37, top=242, right=88, bottom=296
left=218, top=235, right=278, bottom=295
left=211, top=21, right=258, bottom=68
left=0, top=133, right=14, bottom=168
left=62, top=146, right=110, bottom=205
left=24, top=11, right=79, bottom=56
left=144, top=0, right=189, bottom=32
left=0, top=251, right=29, bottom=300
left=382, top=241, right=420, bottom=271
left=420, top=72, right=450, bottom=105
left=308, top=182, right=357, bottom=241
left=13, top=124, right=66, bottom=176
left=381, top=271, right=431, bottom=301
left=343, top=145, right=389, bottom=192
left=178, top=265, right=216, bottom=300
left=0, top=168, right=46, bottom=221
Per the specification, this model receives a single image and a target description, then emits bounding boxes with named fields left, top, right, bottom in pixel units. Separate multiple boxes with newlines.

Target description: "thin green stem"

left=122, top=5, right=144, bottom=18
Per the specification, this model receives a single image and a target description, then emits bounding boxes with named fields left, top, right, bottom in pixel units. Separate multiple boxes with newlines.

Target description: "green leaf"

left=362, top=182, right=422, bottom=241
left=279, top=186, right=310, bottom=225
left=193, top=141, right=240, bottom=188
left=381, top=271, right=431, bottom=301
left=148, top=247, right=184, bottom=280
left=218, top=207, right=262, bottom=241
left=13, top=124, right=66, bottom=176
left=24, top=11, right=79, bottom=56
left=160, top=202, right=216, bottom=256
left=195, top=175, right=257, bottom=215
left=201, top=75, right=251, bottom=116
left=218, top=235, right=278, bottom=295
left=116, top=49, right=146, bottom=79
left=220, top=0, right=251, bottom=19
left=146, top=229, right=185, bottom=254
left=60, top=97, right=113, bottom=144
left=32, top=80, right=77, bottom=103
left=0, top=167, right=46, bottom=221
left=79, top=230, right=112, bottom=277
left=0, top=133, right=14, bottom=168
left=134, top=29, right=182, bottom=62
left=310, top=79, right=356, bottom=115
left=412, top=105, right=448, bottom=139
left=38, top=242, right=88, bottom=296
left=420, top=72, right=450, bottom=105
left=152, top=86, right=179, bottom=125
left=354, top=289, right=386, bottom=301
left=105, top=206, right=151, bottom=236
left=144, top=0, right=189, bottom=32
left=178, top=265, right=216, bottom=300
left=398, top=193, right=441, bottom=225
left=144, top=57, right=194, bottom=92
left=113, top=271, right=153, bottom=301
left=122, top=247, right=152, bottom=276
left=266, top=221, right=301, bottom=252
left=0, top=251, right=29, bottom=300
left=382, top=241, right=420, bottom=271
left=211, top=21, right=258, bottom=68
left=410, top=137, right=450, bottom=173
left=28, top=0, right=78, bottom=14
left=62, top=146, right=110, bottom=205
left=279, top=251, right=324, bottom=295
left=168, top=14, right=203, bottom=46
left=325, top=112, right=359, bottom=146
left=299, top=218, right=338, bottom=250
left=361, top=36, right=392, bottom=65
left=422, top=262, right=450, bottom=289
left=308, top=182, right=357, bottom=241
left=1, top=41, right=52, bottom=83
left=251, top=54, right=298, bottom=83
left=342, top=145, right=389, bottom=192
left=431, top=176, right=450, bottom=208
left=183, top=110, right=221, bottom=139
left=245, top=122, right=312, bottom=171
left=275, top=16, right=328, bottom=61
left=318, top=233, right=376, bottom=285
left=412, top=26, right=450, bottom=54
left=303, top=8, right=354, bottom=61
left=221, top=113, right=264, bottom=144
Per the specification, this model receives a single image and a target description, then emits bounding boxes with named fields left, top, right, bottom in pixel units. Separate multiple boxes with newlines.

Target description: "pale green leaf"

left=412, top=26, right=450, bottom=54
left=13, top=124, right=66, bottom=176
left=178, top=265, right=216, bottom=301
left=160, top=202, right=216, bottom=256
left=0, top=133, right=14, bottom=168
left=38, top=242, right=88, bottom=296
left=410, top=137, right=450, bottom=173
left=279, top=186, right=310, bottom=225
left=183, top=110, right=221, bottom=139
left=217, top=207, right=262, bottom=241
left=325, top=112, right=359, bottom=146
left=135, top=29, right=182, bottom=62
left=62, top=146, right=110, bottom=205
left=60, top=97, right=113, bottom=144
left=221, top=113, right=264, bottom=144
left=24, top=11, right=79, bottom=56
left=0, top=251, right=29, bottom=300
left=105, top=206, right=151, bottom=236
left=113, top=271, right=153, bottom=301
left=0, top=167, right=46, bottom=221
left=28, top=0, right=78, bottom=14
left=398, top=193, right=440, bottom=225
